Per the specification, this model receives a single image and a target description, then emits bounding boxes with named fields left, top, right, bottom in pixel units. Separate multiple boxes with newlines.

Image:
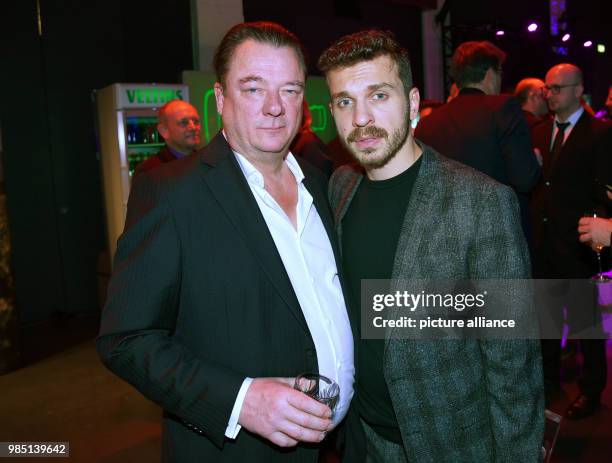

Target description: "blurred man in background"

left=135, top=100, right=201, bottom=175
left=515, top=77, right=549, bottom=129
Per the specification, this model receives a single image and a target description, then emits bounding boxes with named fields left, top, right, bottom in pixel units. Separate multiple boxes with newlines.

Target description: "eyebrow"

left=239, top=76, right=263, bottom=84
left=331, top=91, right=350, bottom=100
left=331, top=82, right=396, bottom=100
left=285, top=80, right=305, bottom=88
left=238, top=76, right=304, bottom=88
left=368, top=82, right=394, bottom=92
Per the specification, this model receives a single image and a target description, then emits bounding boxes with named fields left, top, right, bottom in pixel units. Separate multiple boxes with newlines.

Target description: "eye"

left=283, top=88, right=302, bottom=96
left=372, top=92, right=387, bottom=101
left=243, top=87, right=261, bottom=94
left=335, top=98, right=352, bottom=108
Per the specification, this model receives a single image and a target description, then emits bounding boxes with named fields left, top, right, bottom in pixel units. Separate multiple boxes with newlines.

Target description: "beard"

left=342, top=117, right=410, bottom=170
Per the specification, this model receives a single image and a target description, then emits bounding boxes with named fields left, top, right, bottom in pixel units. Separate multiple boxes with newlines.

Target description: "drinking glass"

left=294, top=373, right=340, bottom=415
left=583, top=212, right=611, bottom=282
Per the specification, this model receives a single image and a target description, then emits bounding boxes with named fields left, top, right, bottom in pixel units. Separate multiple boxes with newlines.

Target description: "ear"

left=157, top=122, right=169, bottom=141
left=574, top=83, right=584, bottom=99
left=408, top=87, right=420, bottom=122
left=214, top=82, right=224, bottom=114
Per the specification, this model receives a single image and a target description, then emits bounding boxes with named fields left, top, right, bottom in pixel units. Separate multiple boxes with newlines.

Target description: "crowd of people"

left=97, top=21, right=611, bottom=463
left=415, top=42, right=612, bottom=422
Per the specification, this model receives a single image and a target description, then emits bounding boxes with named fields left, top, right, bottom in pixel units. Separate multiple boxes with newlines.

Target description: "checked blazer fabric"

left=329, top=144, right=545, bottom=462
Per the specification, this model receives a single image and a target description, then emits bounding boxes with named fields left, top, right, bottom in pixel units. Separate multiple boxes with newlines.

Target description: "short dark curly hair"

left=450, top=41, right=506, bottom=88
left=213, top=22, right=307, bottom=86
left=318, top=29, right=413, bottom=96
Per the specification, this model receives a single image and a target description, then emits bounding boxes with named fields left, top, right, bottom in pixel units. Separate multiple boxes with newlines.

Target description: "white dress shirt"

left=550, top=106, right=584, bottom=149
left=224, top=150, right=354, bottom=438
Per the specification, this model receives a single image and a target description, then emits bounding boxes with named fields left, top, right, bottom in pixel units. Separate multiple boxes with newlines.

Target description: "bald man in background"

left=531, top=63, right=612, bottom=419
left=135, top=100, right=201, bottom=176
left=515, top=78, right=549, bottom=129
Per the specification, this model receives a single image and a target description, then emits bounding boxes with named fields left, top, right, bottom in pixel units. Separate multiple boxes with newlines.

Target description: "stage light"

left=496, top=30, right=505, bottom=36
left=561, top=33, right=570, bottom=42
left=527, top=23, right=538, bottom=32
left=583, top=40, right=593, bottom=47
left=597, top=44, right=605, bottom=53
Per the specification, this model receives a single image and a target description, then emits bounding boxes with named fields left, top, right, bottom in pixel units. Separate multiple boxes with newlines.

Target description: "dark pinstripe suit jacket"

left=330, top=145, right=544, bottom=462
left=97, top=133, right=346, bottom=463
left=530, top=111, right=612, bottom=278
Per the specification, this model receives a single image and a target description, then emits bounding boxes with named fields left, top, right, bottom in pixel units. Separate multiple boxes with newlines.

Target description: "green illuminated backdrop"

left=182, top=71, right=338, bottom=145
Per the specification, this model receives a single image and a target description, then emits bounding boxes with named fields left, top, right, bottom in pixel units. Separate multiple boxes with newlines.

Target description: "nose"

left=263, top=90, right=284, bottom=117
left=352, top=100, right=373, bottom=128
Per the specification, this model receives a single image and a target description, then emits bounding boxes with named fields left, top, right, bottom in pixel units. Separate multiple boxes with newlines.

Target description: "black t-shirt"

left=342, top=156, right=422, bottom=443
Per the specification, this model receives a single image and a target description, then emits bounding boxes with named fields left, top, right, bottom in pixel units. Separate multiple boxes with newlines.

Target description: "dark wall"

left=448, top=0, right=612, bottom=105
left=0, top=0, right=192, bottom=325
left=243, top=0, right=425, bottom=89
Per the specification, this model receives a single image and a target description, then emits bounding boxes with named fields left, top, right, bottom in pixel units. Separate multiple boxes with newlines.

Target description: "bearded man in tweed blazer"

left=319, top=30, right=544, bottom=462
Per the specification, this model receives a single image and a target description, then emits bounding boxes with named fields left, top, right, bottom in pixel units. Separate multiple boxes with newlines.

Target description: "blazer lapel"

left=538, top=119, right=554, bottom=177
left=198, top=134, right=310, bottom=333
left=385, top=148, right=439, bottom=348
left=334, top=174, right=364, bottom=253
left=543, top=113, right=589, bottom=177
left=556, top=112, right=588, bottom=164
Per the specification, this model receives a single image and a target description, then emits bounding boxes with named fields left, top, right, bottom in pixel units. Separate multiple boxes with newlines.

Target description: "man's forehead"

left=227, top=40, right=304, bottom=79
left=166, top=101, right=194, bottom=112
left=329, top=57, right=399, bottom=90
left=545, top=71, right=563, bottom=84
left=169, top=105, right=197, bottom=117
left=546, top=67, right=577, bottom=84
left=346, top=55, right=396, bottom=73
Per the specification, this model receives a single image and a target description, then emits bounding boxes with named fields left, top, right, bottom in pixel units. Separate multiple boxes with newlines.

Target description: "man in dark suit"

left=415, top=41, right=541, bottom=245
left=532, top=63, right=612, bottom=419
left=97, top=22, right=354, bottom=462
left=319, top=30, right=544, bottom=462
left=134, top=100, right=201, bottom=176
left=290, top=101, right=334, bottom=178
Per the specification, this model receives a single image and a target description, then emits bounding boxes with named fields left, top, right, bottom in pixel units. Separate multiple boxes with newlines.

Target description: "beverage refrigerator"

left=94, top=83, right=189, bottom=263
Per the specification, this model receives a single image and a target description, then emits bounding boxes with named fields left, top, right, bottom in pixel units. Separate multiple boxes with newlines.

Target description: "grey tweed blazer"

left=329, top=145, right=544, bottom=462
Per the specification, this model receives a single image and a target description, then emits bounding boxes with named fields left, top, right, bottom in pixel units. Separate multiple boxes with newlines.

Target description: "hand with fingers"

left=578, top=216, right=612, bottom=252
left=238, top=377, right=333, bottom=447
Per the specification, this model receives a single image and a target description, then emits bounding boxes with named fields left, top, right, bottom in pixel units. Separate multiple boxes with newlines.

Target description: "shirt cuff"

left=225, top=377, right=253, bottom=439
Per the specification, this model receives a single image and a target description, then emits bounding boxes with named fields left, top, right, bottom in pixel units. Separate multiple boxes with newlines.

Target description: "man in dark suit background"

left=532, top=63, right=612, bottom=419
left=97, top=22, right=354, bottom=462
left=320, top=30, right=544, bottom=462
left=134, top=100, right=201, bottom=176
left=416, top=41, right=541, bottom=245
left=290, top=100, right=334, bottom=178
left=514, top=78, right=549, bottom=130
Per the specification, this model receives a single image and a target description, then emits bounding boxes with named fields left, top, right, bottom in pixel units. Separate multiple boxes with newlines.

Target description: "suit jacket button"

left=545, top=181, right=551, bottom=186
left=543, top=217, right=548, bottom=223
